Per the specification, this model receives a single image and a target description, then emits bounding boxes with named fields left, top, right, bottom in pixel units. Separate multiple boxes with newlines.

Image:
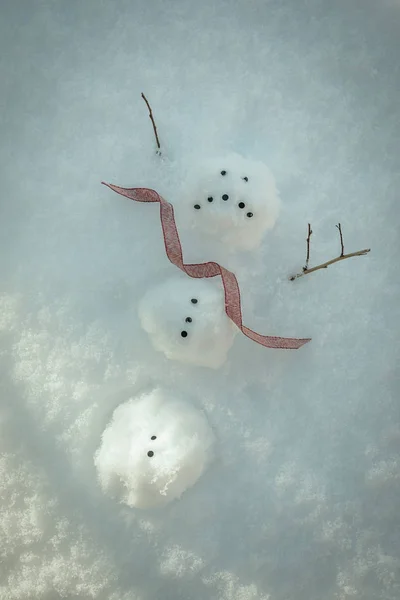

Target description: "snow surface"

left=139, top=276, right=237, bottom=368
left=1, top=0, right=400, bottom=599
left=95, top=388, right=215, bottom=508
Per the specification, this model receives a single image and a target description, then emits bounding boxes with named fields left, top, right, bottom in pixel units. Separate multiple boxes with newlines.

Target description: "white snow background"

left=1, top=0, right=400, bottom=598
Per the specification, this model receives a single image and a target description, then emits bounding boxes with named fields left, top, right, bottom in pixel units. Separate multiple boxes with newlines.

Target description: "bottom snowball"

left=94, top=388, right=215, bottom=508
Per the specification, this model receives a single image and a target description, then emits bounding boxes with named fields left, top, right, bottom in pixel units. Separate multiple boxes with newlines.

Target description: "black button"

left=191, top=298, right=198, bottom=304
left=194, top=204, right=201, bottom=210
left=151, top=435, right=157, bottom=440
left=207, top=196, right=213, bottom=202
left=147, top=451, right=154, bottom=457
left=242, top=176, right=248, bottom=182
left=238, top=202, right=245, bottom=209
left=222, top=194, right=229, bottom=201
left=185, top=317, right=192, bottom=323
left=221, top=170, right=227, bottom=176
left=247, top=212, right=253, bottom=218
left=181, top=330, right=188, bottom=337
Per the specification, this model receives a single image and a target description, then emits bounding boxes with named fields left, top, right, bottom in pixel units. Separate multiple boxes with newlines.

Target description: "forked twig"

left=290, top=223, right=370, bottom=280
left=141, top=92, right=161, bottom=154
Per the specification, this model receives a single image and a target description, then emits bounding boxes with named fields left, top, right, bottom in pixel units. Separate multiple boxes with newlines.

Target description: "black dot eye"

left=221, top=170, right=227, bottom=176
left=151, top=435, right=157, bottom=440
left=247, top=212, right=254, bottom=218
left=181, top=330, right=188, bottom=338
left=222, top=194, right=229, bottom=201
left=194, top=204, right=201, bottom=210
left=191, top=298, right=198, bottom=304
left=207, top=196, right=213, bottom=202
left=238, top=202, right=245, bottom=209
left=242, top=176, right=249, bottom=182
left=147, top=451, right=154, bottom=457
left=185, top=317, right=192, bottom=323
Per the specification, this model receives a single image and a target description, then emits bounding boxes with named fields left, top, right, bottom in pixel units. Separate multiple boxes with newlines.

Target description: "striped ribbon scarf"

left=102, top=183, right=311, bottom=350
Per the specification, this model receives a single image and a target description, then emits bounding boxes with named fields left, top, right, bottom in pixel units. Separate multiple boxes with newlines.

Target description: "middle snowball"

left=139, top=277, right=237, bottom=369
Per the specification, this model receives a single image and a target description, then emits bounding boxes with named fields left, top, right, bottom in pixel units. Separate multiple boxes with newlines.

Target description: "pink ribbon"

left=102, top=183, right=311, bottom=350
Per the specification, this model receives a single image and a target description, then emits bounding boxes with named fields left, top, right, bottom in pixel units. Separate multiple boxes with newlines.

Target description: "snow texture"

left=1, top=0, right=400, bottom=599
left=139, top=276, right=237, bottom=369
left=176, top=153, right=280, bottom=251
left=94, top=388, right=215, bottom=508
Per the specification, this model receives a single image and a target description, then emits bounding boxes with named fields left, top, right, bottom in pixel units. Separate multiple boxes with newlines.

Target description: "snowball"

left=94, top=388, right=215, bottom=508
left=178, top=153, right=280, bottom=251
left=138, top=277, right=237, bottom=369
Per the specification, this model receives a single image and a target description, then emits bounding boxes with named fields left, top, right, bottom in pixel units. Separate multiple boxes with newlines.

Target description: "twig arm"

left=290, top=248, right=370, bottom=280
left=141, top=92, right=161, bottom=153
left=289, top=221, right=370, bottom=280
left=336, top=223, right=345, bottom=257
left=304, top=223, right=312, bottom=271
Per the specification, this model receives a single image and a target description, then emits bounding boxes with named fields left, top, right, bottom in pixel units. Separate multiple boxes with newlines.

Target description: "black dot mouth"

left=151, top=435, right=157, bottom=440
left=191, top=298, right=198, bottom=304
left=246, top=212, right=254, bottom=218
left=194, top=204, right=201, bottom=210
left=185, top=317, right=192, bottom=323
left=207, top=196, right=213, bottom=202
left=220, top=170, right=227, bottom=176
left=222, top=194, right=229, bottom=201
left=147, top=450, right=154, bottom=457
left=238, top=202, right=245, bottom=209
left=181, top=330, right=188, bottom=338
left=242, top=176, right=249, bottom=182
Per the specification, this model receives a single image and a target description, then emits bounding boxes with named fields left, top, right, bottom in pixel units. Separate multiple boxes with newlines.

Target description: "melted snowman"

left=179, top=153, right=280, bottom=251
left=138, top=276, right=237, bottom=369
left=94, top=388, right=215, bottom=508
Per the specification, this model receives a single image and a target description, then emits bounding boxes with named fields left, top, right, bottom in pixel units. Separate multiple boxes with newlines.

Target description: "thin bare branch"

left=290, top=248, right=370, bottom=280
left=141, top=92, right=161, bottom=154
left=304, top=223, right=313, bottom=272
left=336, top=223, right=344, bottom=257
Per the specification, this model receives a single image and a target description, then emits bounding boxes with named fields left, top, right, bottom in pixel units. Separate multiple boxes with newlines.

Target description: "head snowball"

left=94, top=388, right=215, bottom=508
left=180, top=153, right=280, bottom=251
left=139, top=277, right=237, bottom=369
